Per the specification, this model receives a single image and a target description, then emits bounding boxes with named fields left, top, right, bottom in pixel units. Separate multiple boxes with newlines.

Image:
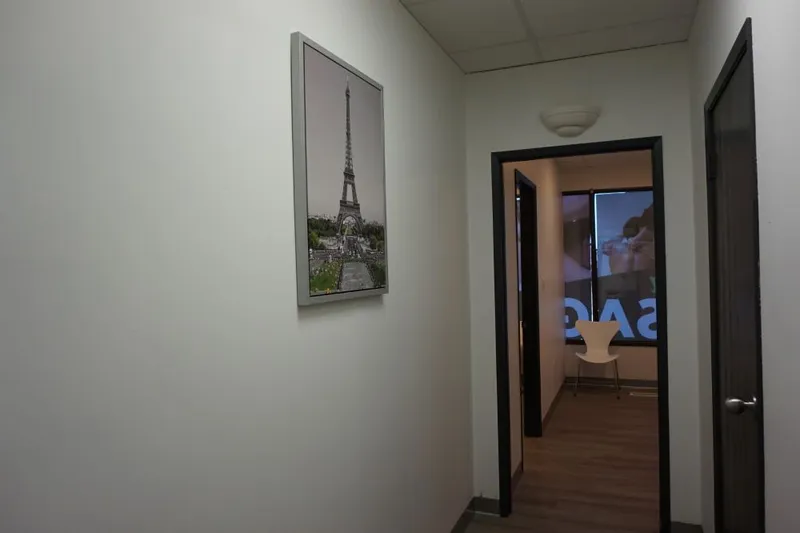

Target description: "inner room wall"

left=506, top=160, right=566, bottom=422
left=0, top=2, right=472, bottom=532
left=466, top=42, right=701, bottom=524
left=558, top=151, right=657, bottom=382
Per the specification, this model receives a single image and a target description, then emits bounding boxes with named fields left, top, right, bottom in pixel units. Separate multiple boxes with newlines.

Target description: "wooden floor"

left=467, top=387, right=659, bottom=533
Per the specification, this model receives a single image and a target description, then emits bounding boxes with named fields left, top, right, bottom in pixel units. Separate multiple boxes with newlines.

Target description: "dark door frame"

left=515, top=170, right=543, bottom=440
left=491, top=137, right=671, bottom=532
left=704, top=18, right=765, bottom=532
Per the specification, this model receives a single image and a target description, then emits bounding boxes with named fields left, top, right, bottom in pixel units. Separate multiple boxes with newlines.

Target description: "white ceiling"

left=400, top=0, right=699, bottom=73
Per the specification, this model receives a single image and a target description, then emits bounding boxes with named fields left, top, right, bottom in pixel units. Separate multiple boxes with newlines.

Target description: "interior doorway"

left=513, top=170, right=541, bottom=497
left=490, top=138, right=671, bottom=531
left=515, top=171, right=542, bottom=439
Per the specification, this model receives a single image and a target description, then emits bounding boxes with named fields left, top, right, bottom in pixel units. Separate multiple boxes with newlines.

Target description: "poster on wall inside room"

left=291, top=33, right=388, bottom=306
left=562, top=189, right=656, bottom=342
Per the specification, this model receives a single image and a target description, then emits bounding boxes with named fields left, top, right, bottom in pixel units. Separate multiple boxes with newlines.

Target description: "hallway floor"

left=466, top=387, right=659, bottom=533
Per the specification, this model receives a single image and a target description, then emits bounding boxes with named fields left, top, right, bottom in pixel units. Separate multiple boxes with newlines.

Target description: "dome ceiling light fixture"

left=540, top=105, right=602, bottom=138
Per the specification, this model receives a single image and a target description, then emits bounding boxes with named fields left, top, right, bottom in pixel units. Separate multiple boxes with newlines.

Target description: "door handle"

left=724, top=396, right=758, bottom=415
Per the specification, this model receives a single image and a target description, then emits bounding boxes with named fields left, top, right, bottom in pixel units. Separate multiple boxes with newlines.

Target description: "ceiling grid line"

left=538, top=13, right=698, bottom=39
left=464, top=41, right=686, bottom=75
left=400, top=0, right=700, bottom=73
left=512, top=0, right=544, bottom=62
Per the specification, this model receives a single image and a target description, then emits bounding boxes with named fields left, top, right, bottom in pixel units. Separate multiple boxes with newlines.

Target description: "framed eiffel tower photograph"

left=291, top=33, right=388, bottom=306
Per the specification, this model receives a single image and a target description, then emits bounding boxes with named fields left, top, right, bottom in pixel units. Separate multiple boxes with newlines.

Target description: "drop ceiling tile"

left=521, top=0, right=698, bottom=38
left=452, top=41, right=540, bottom=73
left=539, top=15, right=694, bottom=62
left=407, top=0, right=527, bottom=53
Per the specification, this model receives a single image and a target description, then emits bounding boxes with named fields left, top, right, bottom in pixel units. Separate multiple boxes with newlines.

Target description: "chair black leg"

left=614, top=359, right=621, bottom=399
left=574, top=360, right=581, bottom=397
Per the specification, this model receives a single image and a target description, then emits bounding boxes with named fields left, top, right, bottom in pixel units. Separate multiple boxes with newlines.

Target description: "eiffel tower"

left=336, top=79, right=364, bottom=235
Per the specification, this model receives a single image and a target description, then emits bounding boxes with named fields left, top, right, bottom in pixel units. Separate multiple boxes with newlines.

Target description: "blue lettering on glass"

left=598, top=299, right=634, bottom=338
left=564, top=297, right=589, bottom=338
left=563, top=297, right=658, bottom=340
left=637, top=298, right=657, bottom=340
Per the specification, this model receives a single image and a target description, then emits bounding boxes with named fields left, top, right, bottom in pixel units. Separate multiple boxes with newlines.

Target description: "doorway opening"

left=491, top=138, right=671, bottom=531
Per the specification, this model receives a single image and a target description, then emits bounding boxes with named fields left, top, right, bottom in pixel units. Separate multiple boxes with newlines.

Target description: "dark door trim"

left=703, top=18, right=765, bottom=532
left=491, top=137, right=670, bottom=530
left=515, top=170, right=543, bottom=439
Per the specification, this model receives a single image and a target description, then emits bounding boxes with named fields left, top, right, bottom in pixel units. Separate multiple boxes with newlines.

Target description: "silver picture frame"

left=291, top=32, right=388, bottom=306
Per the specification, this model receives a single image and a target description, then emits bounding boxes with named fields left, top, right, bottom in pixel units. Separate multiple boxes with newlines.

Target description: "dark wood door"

left=705, top=19, right=764, bottom=533
left=515, top=170, right=542, bottom=439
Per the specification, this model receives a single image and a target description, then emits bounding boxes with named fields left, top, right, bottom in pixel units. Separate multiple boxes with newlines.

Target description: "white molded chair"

left=574, top=320, right=621, bottom=398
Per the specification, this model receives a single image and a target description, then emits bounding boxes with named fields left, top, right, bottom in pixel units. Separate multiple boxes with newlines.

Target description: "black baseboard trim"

left=671, top=522, right=703, bottom=533
left=563, top=377, right=658, bottom=389
left=453, top=500, right=700, bottom=532
left=450, top=505, right=473, bottom=533
left=511, top=462, right=524, bottom=492
left=450, top=496, right=503, bottom=532
left=470, top=496, right=501, bottom=515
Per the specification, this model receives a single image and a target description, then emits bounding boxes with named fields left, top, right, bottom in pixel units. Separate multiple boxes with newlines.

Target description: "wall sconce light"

left=540, top=105, right=602, bottom=138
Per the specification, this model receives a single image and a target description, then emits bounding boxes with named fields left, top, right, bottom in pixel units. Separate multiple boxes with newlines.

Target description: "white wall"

left=504, top=164, right=523, bottom=476
left=467, top=43, right=701, bottom=523
left=0, top=2, right=472, bottom=532
left=689, top=2, right=800, bottom=531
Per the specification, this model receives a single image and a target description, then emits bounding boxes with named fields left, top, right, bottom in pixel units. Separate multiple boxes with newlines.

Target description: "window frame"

left=563, top=186, right=657, bottom=347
